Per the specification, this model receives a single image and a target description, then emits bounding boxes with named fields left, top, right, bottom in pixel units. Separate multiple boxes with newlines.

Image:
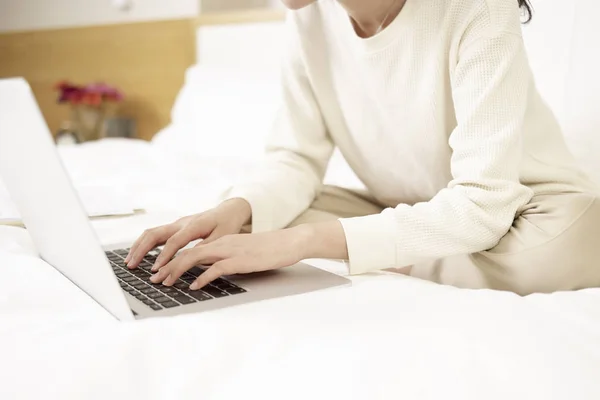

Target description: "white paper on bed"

left=0, top=184, right=140, bottom=225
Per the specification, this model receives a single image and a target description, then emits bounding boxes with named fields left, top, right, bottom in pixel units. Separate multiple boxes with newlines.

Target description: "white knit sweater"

left=225, top=0, right=596, bottom=274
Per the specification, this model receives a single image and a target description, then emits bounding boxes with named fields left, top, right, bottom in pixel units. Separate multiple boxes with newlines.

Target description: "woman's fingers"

left=150, top=246, right=223, bottom=286
left=195, top=225, right=230, bottom=246
left=190, top=260, right=234, bottom=290
left=151, top=227, right=198, bottom=272
left=126, top=225, right=176, bottom=268
left=124, top=237, right=144, bottom=264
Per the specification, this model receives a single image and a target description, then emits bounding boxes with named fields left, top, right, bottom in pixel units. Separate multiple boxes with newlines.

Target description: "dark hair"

left=519, top=0, right=533, bottom=23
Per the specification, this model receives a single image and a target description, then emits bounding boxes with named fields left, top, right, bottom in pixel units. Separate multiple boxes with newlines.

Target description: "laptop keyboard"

left=105, top=248, right=247, bottom=311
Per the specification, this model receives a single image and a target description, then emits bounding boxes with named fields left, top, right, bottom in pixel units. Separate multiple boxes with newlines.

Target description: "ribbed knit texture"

left=224, top=0, right=597, bottom=274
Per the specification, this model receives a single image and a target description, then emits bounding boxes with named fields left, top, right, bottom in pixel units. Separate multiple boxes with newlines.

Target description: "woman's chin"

left=279, top=0, right=317, bottom=10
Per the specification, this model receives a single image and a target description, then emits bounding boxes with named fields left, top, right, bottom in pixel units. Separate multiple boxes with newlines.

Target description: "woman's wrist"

left=289, top=220, right=349, bottom=261
left=218, top=198, right=252, bottom=226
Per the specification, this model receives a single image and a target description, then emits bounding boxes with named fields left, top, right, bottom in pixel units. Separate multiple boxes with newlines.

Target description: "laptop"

left=0, top=78, right=351, bottom=321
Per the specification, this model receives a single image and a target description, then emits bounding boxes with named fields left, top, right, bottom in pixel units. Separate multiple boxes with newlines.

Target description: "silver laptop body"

left=0, top=78, right=351, bottom=321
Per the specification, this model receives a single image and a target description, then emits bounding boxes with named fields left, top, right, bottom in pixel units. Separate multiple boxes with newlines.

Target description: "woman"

left=126, top=0, right=600, bottom=295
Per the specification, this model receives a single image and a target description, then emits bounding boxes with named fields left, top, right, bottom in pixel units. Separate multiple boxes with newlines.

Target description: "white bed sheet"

left=1, top=139, right=600, bottom=400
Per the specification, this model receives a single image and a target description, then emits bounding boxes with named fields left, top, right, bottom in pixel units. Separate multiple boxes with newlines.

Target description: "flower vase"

left=71, top=105, right=106, bottom=142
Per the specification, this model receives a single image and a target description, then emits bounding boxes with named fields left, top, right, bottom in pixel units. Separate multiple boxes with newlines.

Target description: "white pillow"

left=153, top=63, right=364, bottom=189
left=152, top=64, right=281, bottom=161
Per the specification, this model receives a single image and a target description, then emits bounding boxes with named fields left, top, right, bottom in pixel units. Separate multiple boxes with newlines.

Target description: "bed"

left=2, top=2, right=600, bottom=399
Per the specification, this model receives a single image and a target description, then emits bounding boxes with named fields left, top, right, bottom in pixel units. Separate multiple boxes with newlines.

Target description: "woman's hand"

left=149, top=220, right=349, bottom=290
left=149, top=227, right=312, bottom=290
left=125, top=198, right=252, bottom=271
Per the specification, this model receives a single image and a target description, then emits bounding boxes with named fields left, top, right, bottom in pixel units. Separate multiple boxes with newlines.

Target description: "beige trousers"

left=288, top=186, right=600, bottom=295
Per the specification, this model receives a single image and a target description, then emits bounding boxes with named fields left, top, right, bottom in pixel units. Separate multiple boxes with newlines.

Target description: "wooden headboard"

left=196, top=8, right=285, bottom=26
left=0, top=8, right=285, bottom=141
left=0, top=19, right=195, bottom=141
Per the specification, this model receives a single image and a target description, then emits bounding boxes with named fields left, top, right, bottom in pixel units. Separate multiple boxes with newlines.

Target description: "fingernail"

left=124, top=256, right=130, bottom=263
left=189, top=283, right=198, bottom=290
left=151, top=264, right=159, bottom=272
left=150, top=274, right=158, bottom=283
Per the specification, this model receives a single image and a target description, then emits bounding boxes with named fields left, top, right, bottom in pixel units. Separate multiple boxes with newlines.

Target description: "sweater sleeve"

left=221, top=15, right=334, bottom=233
left=339, top=23, right=535, bottom=274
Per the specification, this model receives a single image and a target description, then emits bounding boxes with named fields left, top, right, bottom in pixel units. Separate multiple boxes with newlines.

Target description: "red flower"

left=54, top=80, right=124, bottom=106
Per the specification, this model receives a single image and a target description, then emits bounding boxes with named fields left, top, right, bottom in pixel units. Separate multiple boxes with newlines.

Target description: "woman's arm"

left=222, top=13, right=334, bottom=233
left=336, top=3, right=534, bottom=274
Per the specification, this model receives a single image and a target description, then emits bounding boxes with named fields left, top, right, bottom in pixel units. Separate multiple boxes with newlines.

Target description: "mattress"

left=1, top=139, right=600, bottom=400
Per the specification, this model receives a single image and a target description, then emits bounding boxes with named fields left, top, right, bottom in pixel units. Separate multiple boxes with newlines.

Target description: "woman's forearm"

left=291, top=220, right=349, bottom=260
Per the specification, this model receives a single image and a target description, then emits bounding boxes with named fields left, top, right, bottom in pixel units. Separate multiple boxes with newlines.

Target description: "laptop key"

left=215, top=282, right=236, bottom=290
left=203, top=286, right=228, bottom=298
left=142, top=299, right=154, bottom=306
left=207, top=283, right=224, bottom=290
left=189, top=290, right=212, bottom=301
left=162, top=301, right=178, bottom=308
left=174, top=295, right=195, bottom=305
left=138, top=262, right=153, bottom=270
left=122, top=276, right=138, bottom=283
left=134, top=293, right=146, bottom=300
left=188, top=267, right=205, bottom=277
left=147, top=291, right=164, bottom=299
left=154, top=296, right=171, bottom=304
left=132, top=282, right=146, bottom=290
left=150, top=304, right=162, bottom=311
left=225, top=287, right=246, bottom=295
left=140, top=287, right=157, bottom=295
left=158, top=286, right=177, bottom=294
left=174, top=282, right=189, bottom=290
left=177, top=287, right=192, bottom=295
left=163, top=293, right=181, bottom=301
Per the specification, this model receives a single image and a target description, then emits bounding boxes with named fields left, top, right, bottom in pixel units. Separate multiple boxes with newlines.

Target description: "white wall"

left=196, top=20, right=286, bottom=68
left=521, top=0, right=600, bottom=183
left=0, top=0, right=286, bottom=33
left=269, top=0, right=285, bottom=8
left=201, top=0, right=274, bottom=11
left=0, top=0, right=199, bottom=33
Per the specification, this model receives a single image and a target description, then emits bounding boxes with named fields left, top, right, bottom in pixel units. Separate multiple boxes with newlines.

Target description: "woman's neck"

left=338, top=0, right=407, bottom=38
